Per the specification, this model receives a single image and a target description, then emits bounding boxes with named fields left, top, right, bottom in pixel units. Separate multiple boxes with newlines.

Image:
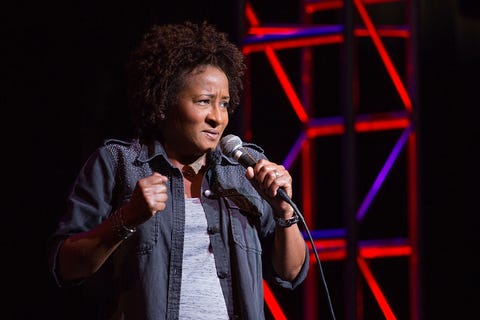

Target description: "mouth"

left=203, top=130, right=220, bottom=141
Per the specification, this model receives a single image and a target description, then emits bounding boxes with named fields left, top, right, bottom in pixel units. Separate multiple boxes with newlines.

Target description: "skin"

left=163, top=65, right=231, bottom=198
left=58, top=65, right=306, bottom=282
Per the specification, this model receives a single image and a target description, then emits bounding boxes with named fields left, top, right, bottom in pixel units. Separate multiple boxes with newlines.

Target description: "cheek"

left=177, top=111, right=204, bottom=128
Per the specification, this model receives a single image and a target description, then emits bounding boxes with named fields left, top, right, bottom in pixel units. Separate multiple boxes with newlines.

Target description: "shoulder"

left=79, top=138, right=144, bottom=175
left=216, top=140, right=266, bottom=165
left=99, top=138, right=142, bottom=160
left=102, top=138, right=140, bottom=150
left=241, top=141, right=266, bottom=161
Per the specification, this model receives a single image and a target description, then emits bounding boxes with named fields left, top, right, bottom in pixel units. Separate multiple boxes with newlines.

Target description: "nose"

left=206, top=103, right=227, bottom=127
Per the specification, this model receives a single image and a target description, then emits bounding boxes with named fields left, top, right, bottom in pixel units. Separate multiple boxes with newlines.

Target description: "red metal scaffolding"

left=241, top=0, right=420, bottom=319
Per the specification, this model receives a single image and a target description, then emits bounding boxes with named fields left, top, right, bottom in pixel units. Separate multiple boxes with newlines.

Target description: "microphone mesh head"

left=220, top=134, right=243, bottom=156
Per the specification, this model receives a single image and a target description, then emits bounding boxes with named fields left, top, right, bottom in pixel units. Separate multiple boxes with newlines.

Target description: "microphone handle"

left=234, top=149, right=256, bottom=168
left=233, top=148, right=291, bottom=202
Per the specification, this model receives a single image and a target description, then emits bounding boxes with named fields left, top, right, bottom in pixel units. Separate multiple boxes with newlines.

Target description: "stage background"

left=3, top=1, right=479, bottom=319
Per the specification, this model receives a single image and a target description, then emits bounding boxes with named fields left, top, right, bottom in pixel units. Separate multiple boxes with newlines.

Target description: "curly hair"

left=126, top=21, right=246, bottom=140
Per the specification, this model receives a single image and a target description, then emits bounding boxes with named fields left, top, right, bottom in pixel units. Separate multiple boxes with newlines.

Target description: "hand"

left=245, top=159, right=293, bottom=217
left=121, top=172, right=169, bottom=227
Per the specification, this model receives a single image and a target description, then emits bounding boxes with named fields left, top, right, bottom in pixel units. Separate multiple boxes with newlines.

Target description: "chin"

left=194, top=143, right=214, bottom=154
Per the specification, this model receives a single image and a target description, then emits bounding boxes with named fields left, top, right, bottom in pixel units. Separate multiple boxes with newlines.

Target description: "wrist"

left=111, top=207, right=137, bottom=240
left=274, top=211, right=299, bottom=228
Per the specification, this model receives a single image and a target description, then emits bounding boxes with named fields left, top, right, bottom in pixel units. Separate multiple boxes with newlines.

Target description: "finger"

left=148, top=172, right=169, bottom=184
left=254, top=159, right=276, bottom=182
left=256, top=166, right=283, bottom=197
left=151, top=192, right=168, bottom=212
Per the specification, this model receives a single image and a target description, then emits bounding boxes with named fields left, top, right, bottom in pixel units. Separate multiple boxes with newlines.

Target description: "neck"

left=180, top=156, right=206, bottom=198
left=168, top=154, right=207, bottom=176
left=186, top=156, right=206, bottom=174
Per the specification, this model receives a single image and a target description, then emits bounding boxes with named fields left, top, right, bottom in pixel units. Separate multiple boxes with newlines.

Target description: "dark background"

left=3, top=1, right=479, bottom=319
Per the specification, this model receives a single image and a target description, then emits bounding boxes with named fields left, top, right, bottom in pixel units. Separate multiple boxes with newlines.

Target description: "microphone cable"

left=283, top=195, right=337, bottom=320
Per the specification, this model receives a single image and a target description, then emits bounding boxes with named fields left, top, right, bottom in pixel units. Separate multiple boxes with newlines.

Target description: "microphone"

left=220, top=134, right=290, bottom=202
left=220, top=134, right=257, bottom=168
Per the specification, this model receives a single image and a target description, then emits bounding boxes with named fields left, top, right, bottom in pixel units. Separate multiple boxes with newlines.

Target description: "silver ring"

left=273, top=170, right=280, bottom=179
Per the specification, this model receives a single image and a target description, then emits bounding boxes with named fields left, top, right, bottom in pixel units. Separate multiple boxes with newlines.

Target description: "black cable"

left=285, top=197, right=337, bottom=320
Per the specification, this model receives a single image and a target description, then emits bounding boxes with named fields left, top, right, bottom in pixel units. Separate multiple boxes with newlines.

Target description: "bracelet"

left=111, top=207, right=137, bottom=240
left=274, top=211, right=299, bottom=228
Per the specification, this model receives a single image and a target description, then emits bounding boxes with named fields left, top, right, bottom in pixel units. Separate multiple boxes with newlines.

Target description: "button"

left=217, top=271, right=228, bottom=279
left=203, top=189, right=213, bottom=197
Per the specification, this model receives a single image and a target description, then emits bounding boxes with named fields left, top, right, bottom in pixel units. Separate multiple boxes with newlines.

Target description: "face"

left=162, top=65, right=230, bottom=161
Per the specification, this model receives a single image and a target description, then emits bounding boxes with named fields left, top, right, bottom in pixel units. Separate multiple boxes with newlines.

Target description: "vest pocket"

left=224, top=197, right=262, bottom=254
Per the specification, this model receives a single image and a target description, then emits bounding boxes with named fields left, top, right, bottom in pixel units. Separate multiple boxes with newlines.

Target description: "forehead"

left=181, top=65, right=228, bottom=89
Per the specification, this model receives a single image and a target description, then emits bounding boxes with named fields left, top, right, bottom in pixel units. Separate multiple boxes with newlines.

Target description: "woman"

left=48, top=21, right=309, bottom=319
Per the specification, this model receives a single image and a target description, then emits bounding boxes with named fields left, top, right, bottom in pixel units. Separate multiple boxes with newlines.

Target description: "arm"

left=57, top=172, right=169, bottom=281
left=271, top=214, right=307, bottom=281
left=245, top=159, right=307, bottom=281
left=57, top=216, right=125, bottom=281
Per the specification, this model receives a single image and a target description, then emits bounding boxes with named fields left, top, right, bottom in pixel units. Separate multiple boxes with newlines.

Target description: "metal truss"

left=241, top=1, right=420, bottom=319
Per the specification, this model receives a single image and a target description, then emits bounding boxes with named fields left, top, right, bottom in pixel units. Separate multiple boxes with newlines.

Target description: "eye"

left=220, top=101, right=230, bottom=109
left=198, top=99, right=210, bottom=105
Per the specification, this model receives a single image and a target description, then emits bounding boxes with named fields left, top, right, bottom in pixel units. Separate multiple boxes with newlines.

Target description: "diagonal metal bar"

left=263, top=280, right=287, bottom=319
left=264, top=47, right=309, bottom=123
left=357, top=256, right=398, bottom=319
left=356, top=125, right=412, bottom=221
left=353, top=0, right=412, bottom=111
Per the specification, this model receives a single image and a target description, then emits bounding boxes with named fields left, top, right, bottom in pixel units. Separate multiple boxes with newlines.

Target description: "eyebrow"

left=199, top=93, right=230, bottom=100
